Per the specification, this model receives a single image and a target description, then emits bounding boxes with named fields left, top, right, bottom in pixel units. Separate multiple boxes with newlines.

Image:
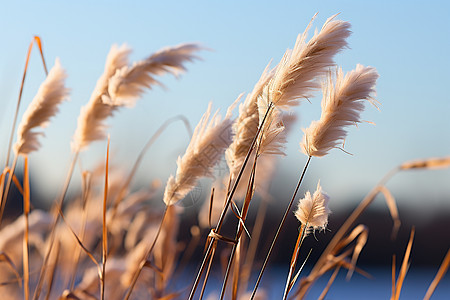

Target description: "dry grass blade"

left=379, top=185, right=401, bottom=239
left=318, top=265, right=341, bottom=300
left=0, top=251, right=22, bottom=288
left=100, top=137, right=110, bottom=300
left=400, top=156, right=450, bottom=170
left=57, top=206, right=100, bottom=272
left=424, top=247, right=450, bottom=300
left=110, top=115, right=192, bottom=221
left=392, top=227, right=415, bottom=300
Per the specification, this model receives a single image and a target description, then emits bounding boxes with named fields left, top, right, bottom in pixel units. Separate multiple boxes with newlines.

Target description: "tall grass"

left=0, top=14, right=449, bottom=300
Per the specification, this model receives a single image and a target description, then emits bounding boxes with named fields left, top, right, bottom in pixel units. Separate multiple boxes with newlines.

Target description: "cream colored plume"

left=71, top=44, right=132, bottom=152
left=225, top=63, right=274, bottom=178
left=294, top=181, right=330, bottom=234
left=14, top=59, right=70, bottom=155
left=268, top=14, right=351, bottom=110
left=301, top=64, right=379, bottom=157
left=107, top=43, right=201, bottom=107
left=72, top=43, right=200, bottom=152
left=163, top=101, right=237, bottom=206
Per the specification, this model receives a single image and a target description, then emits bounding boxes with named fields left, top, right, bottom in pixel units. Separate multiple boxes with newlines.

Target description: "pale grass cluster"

left=1, top=13, right=449, bottom=300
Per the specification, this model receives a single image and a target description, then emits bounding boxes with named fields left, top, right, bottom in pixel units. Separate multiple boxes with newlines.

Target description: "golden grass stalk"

left=424, top=247, right=450, bottom=300
left=100, top=137, right=110, bottom=300
left=391, top=227, right=415, bottom=300
left=163, top=100, right=237, bottom=206
left=301, top=65, right=379, bottom=157
left=4, top=35, right=48, bottom=169
left=399, top=156, right=450, bottom=170
left=268, top=13, right=351, bottom=110
left=22, top=157, right=31, bottom=300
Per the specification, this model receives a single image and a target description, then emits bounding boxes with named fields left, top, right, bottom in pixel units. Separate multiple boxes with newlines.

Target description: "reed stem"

left=250, top=155, right=311, bottom=300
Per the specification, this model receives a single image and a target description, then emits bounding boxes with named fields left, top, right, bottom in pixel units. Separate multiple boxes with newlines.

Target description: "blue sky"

left=0, top=1, right=449, bottom=214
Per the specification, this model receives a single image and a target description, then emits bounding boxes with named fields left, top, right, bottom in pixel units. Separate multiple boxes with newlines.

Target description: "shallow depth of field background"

left=0, top=1, right=449, bottom=297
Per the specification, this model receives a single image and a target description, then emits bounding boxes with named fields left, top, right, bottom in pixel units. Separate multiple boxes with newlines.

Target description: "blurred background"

left=0, top=0, right=449, bottom=298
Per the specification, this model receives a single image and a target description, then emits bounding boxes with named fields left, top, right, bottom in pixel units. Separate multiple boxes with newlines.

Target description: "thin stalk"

left=110, top=115, right=192, bottom=221
left=0, top=155, right=19, bottom=226
left=23, top=156, right=30, bottom=300
left=68, top=172, right=92, bottom=290
left=5, top=36, right=47, bottom=169
left=33, top=151, right=79, bottom=300
left=188, top=102, right=274, bottom=300
left=250, top=155, right=312, bottom=300
left=101, top=138, right=110, bottom=300
left=219, top=155, right=258, bottom=300
left=282, top=224, right=306, bottom=300
left=240, top=197, right=269, bottom=293
left=198, top=245, right=216, bottom=300
left=124, top=205, right=169, bottom=300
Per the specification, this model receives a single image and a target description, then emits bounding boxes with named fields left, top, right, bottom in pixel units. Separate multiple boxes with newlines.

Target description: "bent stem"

left=33, top=151, right=79, bottom=300
left=250, top=155, right=312, bottom=300
left=188, top=102, right=274, bottom=300
left=110, top=115, right=192, bottom=221
left=282, top=224, right=306, bottom=300
left=124, top=205, right=170, bottom=300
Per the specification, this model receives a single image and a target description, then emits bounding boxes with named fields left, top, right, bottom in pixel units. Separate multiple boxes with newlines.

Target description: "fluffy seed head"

left=14, top=58, right=70, bottom=155
left=295, top=181, right=330, bottom=234
left=301, top=64, right=379, bottom=157
left=268, top=14, right=351, bottom=110
left=163, top=100, right=237, bottom=206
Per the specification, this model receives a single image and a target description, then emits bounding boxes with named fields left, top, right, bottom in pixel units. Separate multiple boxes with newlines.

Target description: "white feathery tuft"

left=14, top=58, right=70, bottom=155
left=163, top=100, right=238, bottom=206
left=71, top=44, right=132, bottom=152
left=301, top=64, right=379, bottom=157
left=294, top=181, right=330, bottom=234
left=268, top=14, right=351, bottom=110
left=72, top=43, right=201, bottom=152
left=107, top=43, right=202, bottom=107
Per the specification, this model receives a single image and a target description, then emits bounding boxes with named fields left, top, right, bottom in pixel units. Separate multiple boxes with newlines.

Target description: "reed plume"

left=268, top=14, right=351, bottom=111
left=107, top=43, right=201, bottom=106
left=13, top=59, right=69, bottom=155
left=72, top=43, right=200, bottom=152
left=294, top=181, right=330, bottom=233
left=163, top=100, right=237, bottom=206
left=301, top=64, right=379, bottom=157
